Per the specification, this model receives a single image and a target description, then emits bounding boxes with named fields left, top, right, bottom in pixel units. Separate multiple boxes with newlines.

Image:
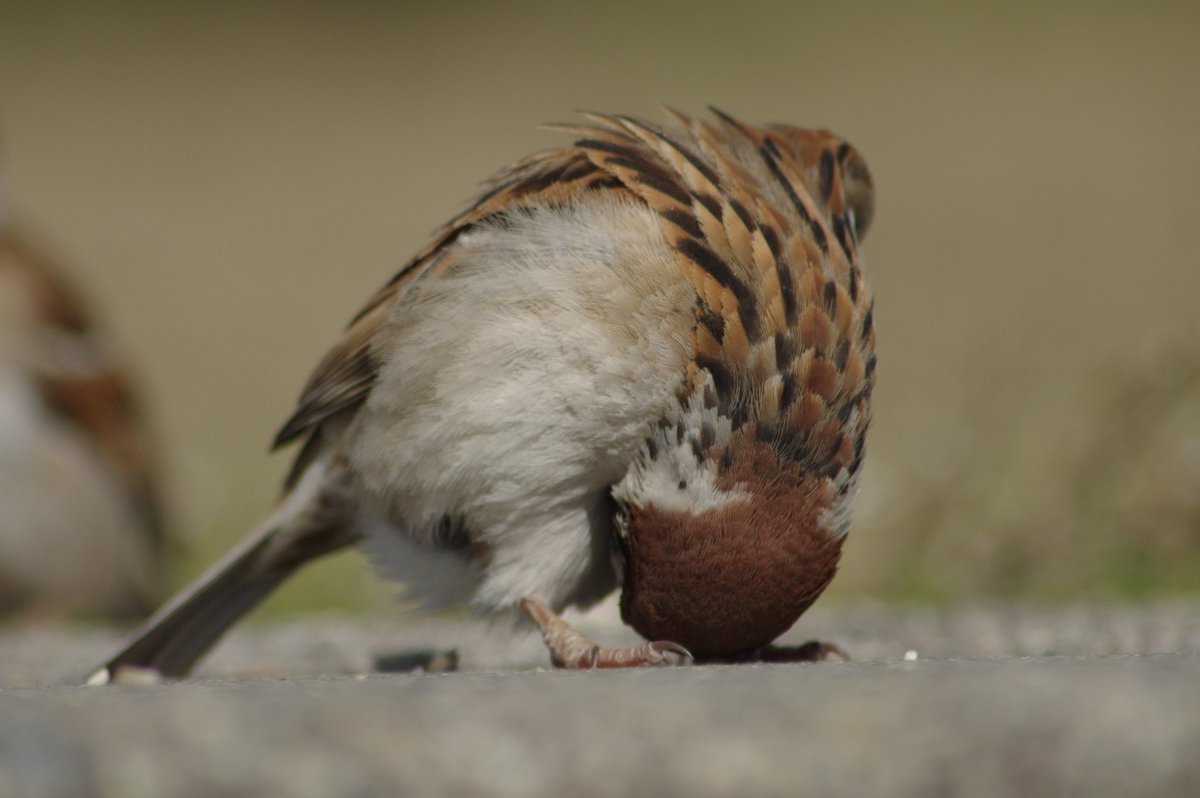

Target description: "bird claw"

left=647, top=639, right=695, bottom=666
left=520, top=596, right=692, bottom=669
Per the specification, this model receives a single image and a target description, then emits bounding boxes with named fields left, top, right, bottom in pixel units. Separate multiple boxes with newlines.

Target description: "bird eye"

left=840, top=151, right=875, bottom=242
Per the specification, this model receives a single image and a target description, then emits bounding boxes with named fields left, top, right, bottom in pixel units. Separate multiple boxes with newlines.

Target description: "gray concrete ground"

left=2, top=600, right=1199, bottom=797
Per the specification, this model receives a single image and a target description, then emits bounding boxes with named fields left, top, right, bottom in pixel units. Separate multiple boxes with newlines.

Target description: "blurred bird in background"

left=0, top=171, right=166, bottom=620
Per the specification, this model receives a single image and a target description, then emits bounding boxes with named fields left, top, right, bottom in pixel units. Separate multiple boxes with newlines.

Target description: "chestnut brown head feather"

left=619, top=438, right=844, bottom=657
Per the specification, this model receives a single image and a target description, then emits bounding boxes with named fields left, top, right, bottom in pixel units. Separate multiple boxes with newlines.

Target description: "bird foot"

left=757, top=640, right=849, bottom=662
left=520, top=596, right=693, bottom=669
left=697, top=640, right=850, bottom=665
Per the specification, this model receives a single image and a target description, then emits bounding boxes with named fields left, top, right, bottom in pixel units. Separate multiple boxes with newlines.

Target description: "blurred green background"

left=0, top=0, right=1197, bottom=616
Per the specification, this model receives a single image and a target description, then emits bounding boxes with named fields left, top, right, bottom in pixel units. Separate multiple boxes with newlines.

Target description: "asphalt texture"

left=2, top=600, right=1199, bottom=797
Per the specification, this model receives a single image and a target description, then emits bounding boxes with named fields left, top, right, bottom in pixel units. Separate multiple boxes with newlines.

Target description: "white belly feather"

left=347, top=196, right=694, bottom=612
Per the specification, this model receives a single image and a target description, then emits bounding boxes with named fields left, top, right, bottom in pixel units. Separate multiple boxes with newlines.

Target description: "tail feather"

left=86, top=460, right=356, bottom=683
left=85, top=529, right=291, bottom=682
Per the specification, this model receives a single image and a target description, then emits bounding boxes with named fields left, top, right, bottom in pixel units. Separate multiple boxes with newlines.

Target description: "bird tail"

left=85, top=457, right=357, bottom=683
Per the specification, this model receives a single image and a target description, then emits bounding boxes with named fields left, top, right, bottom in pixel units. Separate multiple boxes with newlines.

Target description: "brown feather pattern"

left=274, top=110, right=875, bottom=499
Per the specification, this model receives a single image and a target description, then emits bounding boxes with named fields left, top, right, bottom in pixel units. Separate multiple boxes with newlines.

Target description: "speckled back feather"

left=275, top=110, right=875, bottom=497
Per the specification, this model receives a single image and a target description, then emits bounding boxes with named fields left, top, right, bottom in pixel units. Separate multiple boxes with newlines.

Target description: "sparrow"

left=90, top=108, right=875, bottom=681
left=0, top=204, right=165, bottom=618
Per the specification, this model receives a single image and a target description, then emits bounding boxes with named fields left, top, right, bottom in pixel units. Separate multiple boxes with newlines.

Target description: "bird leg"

left=520, top=596, right=692, bottom=669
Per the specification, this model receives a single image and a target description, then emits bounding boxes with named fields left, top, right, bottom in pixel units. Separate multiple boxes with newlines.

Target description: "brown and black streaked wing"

left=273, top=110, right=876, bottom=498
left=563, top=110, right=876, bottom=486
left=271, top=146, right=633, bottom=455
